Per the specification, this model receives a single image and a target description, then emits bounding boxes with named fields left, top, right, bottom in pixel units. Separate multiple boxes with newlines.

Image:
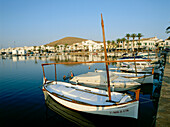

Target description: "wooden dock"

left=156, top=52, right=170, bottom=126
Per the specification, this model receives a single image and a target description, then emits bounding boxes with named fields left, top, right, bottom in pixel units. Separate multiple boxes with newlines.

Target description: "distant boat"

left=117, top=56, right=153, bottom=68
left=70, top=71, right=141, bottom=91
left=138, top=52, right=159, bottom=63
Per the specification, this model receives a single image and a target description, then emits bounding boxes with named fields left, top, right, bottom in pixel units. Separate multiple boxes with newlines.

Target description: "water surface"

left=0, top=55, right=161, bottom=126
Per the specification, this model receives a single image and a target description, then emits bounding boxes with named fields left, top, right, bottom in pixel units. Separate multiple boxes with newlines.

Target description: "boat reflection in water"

left=45, top=93, right=137, bottom=127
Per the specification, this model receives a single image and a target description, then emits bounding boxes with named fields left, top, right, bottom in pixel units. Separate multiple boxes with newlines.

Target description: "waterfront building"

left=82, top=40, right=104, bottom=52
left=12, top=49, right=18, bottom=55
left=18, top=49, right=26, bottom=55
left=122, top=36, right=162, bottom=50
left=0, top=36, right=168, bottom=55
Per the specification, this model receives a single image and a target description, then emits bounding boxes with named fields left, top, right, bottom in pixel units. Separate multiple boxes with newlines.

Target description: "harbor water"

left=0, top=55, right=163, bottom=126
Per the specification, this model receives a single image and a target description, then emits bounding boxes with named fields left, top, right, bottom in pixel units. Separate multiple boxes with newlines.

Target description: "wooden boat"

left=118, top=58, right=153, bottom=69
left=43, top=81, right=140, bottom=119
left=138, top=52, right=159, bottom=63
left=110, top=67, right=153, bottom=74
left=70, top=71, right=141, bottom=91
left=109, top=71, right=153, bottom=84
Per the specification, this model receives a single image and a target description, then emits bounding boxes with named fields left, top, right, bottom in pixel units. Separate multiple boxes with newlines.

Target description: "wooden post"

left=132, top=40, right=137, bottom=76
left=135, top=89, right=140, bottom=101
left=101, top=13, right=111, bottom=101
left=42, top=65, right=47, bottom=84
left=54, top=64, right=57, bottom=82
left=133, top=52, right=137, bottom=76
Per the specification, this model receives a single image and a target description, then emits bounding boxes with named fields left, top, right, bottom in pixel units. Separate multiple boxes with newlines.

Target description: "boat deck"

left=45, top=81, right=132, bottom=106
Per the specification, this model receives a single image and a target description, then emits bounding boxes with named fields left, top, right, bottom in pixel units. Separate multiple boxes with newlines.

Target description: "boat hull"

left=43, top=90, right=139, bottom=119
left=112, top=72, right=153, bottom=84
left=135, top=75, right=153, bottom=84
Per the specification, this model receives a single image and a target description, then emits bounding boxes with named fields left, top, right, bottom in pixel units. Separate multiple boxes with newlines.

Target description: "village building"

left=121, top=36, right=163, bottom=51
left=0, top=36, right=169, bottom=55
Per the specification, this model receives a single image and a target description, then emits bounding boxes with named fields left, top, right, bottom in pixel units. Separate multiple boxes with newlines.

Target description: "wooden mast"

left=101, top=13, right=111, bottom=101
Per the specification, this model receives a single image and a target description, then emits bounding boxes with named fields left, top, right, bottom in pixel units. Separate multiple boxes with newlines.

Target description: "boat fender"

left=71, top=71, right=74, bottom=78
left=152, top=68, right=154, bottom=75
left=63, top=75, right=66, bottom=80
left=89, top=66, right=90, bottom=69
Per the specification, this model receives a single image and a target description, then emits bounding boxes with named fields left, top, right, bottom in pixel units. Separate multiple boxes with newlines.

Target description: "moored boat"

left=109, top=71, right=153, bottom=84
left=70, top=71, right=141, bottom=91
left=43, top=81, right=140, bottom=119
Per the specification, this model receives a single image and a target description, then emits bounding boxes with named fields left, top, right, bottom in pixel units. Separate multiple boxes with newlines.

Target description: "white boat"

left=109, top=71, right=153, bottom=84
left=43, top=81, right=140, bottom=119
left=138, top=52, right=159, bottom=63
left=110, top=67, right=153, bottom=74
left=70, top=71, right=141, bottom=91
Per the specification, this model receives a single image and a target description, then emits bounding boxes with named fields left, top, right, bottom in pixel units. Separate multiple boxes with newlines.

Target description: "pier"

left=156, top=52, right=170, bottom=126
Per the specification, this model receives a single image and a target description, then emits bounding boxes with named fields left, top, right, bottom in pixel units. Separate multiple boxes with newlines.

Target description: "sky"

left=0, top=0, right=170, bottom=48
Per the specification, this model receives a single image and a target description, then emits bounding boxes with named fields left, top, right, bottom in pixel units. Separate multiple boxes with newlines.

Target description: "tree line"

left=107, top=33, right=143, bottom=52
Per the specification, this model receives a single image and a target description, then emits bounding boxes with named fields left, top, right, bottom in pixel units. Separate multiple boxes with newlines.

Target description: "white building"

left=82, top=40, right=103, bottom=52
left=18, top=49, right=26, bottom=55
left=12, top=49, right=18, bottom=55
left=123, top=36, right=162, bottom=50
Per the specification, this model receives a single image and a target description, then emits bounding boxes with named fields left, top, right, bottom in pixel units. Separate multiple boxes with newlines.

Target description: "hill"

left=47, top=37, right=101, bottom=46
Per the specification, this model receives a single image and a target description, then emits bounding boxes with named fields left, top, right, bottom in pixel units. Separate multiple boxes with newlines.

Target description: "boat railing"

left=41, top=59, right=151, bottom=83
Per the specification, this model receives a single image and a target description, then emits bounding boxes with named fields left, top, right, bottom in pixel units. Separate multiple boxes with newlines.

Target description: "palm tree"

left=116, top=38, right=121, bottom=52
left=131, top=33, right=137, bottom=51
left=83, top=45, right=86, bottom=52
left=121, top=38, right=126, bottom=50
left=111, top=40, right=115, bottom=52
left=137, top=33, right=143, bottom=52
left=166, top=26, right=170, bottom=34
left=57, top=46, right=59, bottom=52
left=54, top=44, right=58, bottom=53
left=92, top=45, right=94, bottom=52
left=126, top=40, right=129, bottom=52
left=64, top=43, right=68, bottom=52
left=74, top=44, right=77, bottom=52
left=107, top=40, right=111, bottom=52
left=33, top=46, right=36, bottom=51
left=125, top=33, right=130, bottom=53
left=44, top=45, right=47, bottom=52
left=38, top=46, right=41, bottom=53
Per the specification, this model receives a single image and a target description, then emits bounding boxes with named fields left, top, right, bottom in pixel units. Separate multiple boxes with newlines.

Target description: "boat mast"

left=101, top=13, right=111, bottom=101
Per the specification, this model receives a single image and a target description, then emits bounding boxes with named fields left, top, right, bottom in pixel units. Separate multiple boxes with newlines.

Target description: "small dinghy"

left=43, top=81, right=140, bottom=119
left=70, top=71, right=141, bottom=91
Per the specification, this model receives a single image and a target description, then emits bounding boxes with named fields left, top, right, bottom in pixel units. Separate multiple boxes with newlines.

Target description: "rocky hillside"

left=47, top=37, right=101, bottom=46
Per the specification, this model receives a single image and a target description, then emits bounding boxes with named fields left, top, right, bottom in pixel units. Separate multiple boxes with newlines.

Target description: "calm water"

left=0, top=55, right=161, bottom=126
